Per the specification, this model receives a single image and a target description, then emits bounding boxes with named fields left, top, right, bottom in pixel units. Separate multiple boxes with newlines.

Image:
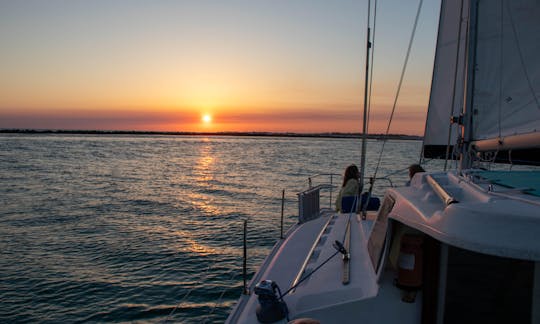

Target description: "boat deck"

left=469, top=170, right=540, bottom=197
left=227, top=210, right=422, bottom=323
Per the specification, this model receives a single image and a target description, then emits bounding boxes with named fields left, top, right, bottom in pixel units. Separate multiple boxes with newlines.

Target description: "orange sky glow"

left=0, top=1, right=440, bottom=135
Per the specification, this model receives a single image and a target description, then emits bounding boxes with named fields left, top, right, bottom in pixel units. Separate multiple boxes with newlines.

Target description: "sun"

left=202, top=114, right=212, bottom=124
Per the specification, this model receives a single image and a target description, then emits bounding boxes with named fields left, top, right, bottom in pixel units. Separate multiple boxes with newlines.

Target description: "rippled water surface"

left=1, top=134, right=425, bottom=323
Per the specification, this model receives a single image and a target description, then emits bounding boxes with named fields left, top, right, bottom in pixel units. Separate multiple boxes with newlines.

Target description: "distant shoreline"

left=0, top=129, right=423, bottom=141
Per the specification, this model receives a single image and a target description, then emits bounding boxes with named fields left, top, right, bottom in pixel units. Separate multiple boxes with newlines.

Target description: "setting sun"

left=0, top=1, right=441, bottom=135
left=202, top=114, right=212, bottom=123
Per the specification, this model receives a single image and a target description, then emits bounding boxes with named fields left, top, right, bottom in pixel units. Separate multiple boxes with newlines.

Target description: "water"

left=1, top=134, right=424, bottom=323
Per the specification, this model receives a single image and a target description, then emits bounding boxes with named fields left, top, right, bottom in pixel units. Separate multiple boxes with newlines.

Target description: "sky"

left=0, top=0, right=441, bottom=135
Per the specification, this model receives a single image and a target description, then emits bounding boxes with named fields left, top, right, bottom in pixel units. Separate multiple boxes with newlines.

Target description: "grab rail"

left=426, top=175, right=458, bottom=206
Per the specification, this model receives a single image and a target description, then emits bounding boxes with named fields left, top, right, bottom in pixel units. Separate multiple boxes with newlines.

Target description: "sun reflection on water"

left=134, top=224, right=222, bottom=256
left=182, top=235, right=217, bottom=255
left=194, top=140, right=215, bottom=183
left=187, top=192, right=220, bottom=215
left=188, top=140, right=221, bottom=216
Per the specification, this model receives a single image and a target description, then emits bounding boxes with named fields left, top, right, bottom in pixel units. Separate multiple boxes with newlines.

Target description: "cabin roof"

left=388, top=170, right=540, bottom=261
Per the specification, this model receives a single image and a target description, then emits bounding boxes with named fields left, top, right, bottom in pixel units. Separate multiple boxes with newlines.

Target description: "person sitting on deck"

left=335, top=164, right=360, bottom=212
left=406, top=163, right=425, bottom=186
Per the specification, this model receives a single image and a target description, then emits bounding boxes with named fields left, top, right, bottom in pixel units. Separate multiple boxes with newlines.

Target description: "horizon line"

left=0, top=128, right=423, bottom=140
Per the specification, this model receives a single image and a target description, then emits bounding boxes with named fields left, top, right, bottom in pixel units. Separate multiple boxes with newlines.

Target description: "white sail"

left=471, top=0, right=540, bottom=149
left=422, top=0, right=469, bottom=159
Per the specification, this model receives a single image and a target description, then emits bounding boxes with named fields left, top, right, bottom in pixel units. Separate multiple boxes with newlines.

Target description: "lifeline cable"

left=164, top=262, right=216, bottom=322
left=202, top=271, right=238, bottom=323
left=278, top=240, right=347, bottom=299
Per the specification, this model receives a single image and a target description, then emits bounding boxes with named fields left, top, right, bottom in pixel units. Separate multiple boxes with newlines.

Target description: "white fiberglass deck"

left=227, top=210, right=421, bottom=323
left=388, top=170, right=540, bottom=261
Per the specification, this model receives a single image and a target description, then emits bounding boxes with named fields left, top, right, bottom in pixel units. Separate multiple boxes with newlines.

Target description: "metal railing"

left=298, top=173, right=339, bottom=223
left=297, top=173, right=400, bottom=224
left=307, top=173, right=339, bottom=207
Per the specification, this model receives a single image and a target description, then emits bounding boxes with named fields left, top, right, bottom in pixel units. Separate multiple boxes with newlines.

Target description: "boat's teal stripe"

left=473, top=171, right=540, bottom=197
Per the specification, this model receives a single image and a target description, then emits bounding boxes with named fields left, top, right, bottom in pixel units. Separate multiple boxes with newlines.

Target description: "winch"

left=254, top=280, right=288, bottom=323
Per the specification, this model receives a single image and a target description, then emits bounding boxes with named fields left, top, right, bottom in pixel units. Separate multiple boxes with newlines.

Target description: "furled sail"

left=422, top=0, right=469, bottom=160
left=470, top=0, right=540, bottom=161
left=424, top=0, right=540, bottom=165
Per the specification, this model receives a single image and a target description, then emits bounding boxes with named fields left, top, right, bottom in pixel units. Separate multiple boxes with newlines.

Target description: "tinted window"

left=444, top=246, right=534, bottom=323
left=368, top=196, right=395, bottom=272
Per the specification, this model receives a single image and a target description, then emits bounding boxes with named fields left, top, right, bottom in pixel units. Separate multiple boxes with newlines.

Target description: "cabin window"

left=443, top=246, right=534, bottom=323
left=367, top=196, right=395, bottom=272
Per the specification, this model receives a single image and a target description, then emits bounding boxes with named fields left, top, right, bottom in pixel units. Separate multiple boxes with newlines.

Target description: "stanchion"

left=243, top=220, right=249, bottom=295
left=280, top=189, right=285, bottom=239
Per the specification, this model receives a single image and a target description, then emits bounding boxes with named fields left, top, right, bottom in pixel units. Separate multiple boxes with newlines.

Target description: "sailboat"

left=227, top=0, right=540, bottom=323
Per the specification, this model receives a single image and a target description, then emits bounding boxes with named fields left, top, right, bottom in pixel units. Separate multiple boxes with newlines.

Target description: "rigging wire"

left=382, top=157, right=440, bottom=179
left=360, top=0, right=424, bottom=218
left=371, top=0, right=424, bottom=182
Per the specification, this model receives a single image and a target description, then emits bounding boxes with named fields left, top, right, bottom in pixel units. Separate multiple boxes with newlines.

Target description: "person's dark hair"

left=342, top=164, right=359, bottom=187
left=408, top=164, right=425, bottom=179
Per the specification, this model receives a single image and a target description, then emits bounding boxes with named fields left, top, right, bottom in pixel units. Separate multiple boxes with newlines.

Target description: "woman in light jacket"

left=335, top=164, right=360, bottom=212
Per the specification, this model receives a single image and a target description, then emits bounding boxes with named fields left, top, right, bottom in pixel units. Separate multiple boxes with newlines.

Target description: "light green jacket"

left=335, top=178, right=359, bottom=211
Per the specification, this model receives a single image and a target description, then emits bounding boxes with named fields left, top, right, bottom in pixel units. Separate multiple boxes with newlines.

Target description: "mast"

left=459, top=0, right=478, bottom=171
left=360, top=0, right=372, bottom=189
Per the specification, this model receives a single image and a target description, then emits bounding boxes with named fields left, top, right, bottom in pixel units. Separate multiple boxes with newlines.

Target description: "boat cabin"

left=227, top=170, right=540, bottom=323
left=369, top=170, right=540, bottom=323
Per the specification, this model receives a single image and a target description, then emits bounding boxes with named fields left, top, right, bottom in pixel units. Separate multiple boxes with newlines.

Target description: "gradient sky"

left=0, top=0, right=440, bottom=135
